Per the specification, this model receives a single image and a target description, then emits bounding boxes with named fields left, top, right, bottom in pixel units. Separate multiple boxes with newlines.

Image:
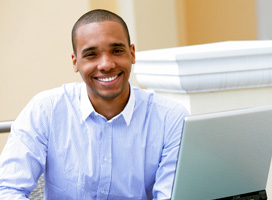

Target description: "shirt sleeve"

left=0, top=93, right=50, bottom=199
left=152, top=104, right=189, bottom=200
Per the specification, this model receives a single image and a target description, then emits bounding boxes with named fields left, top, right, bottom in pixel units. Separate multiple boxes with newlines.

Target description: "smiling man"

left=0, top=9, right=189, bottom=200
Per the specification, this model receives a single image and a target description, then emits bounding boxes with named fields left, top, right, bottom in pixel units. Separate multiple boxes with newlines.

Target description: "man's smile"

left=97, top=75, right=118, bottom=82
left=95, top=72, right=123, bottom=83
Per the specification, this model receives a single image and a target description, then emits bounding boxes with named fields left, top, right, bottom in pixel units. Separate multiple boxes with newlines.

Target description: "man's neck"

left=88, top=87, right=130, bottom=120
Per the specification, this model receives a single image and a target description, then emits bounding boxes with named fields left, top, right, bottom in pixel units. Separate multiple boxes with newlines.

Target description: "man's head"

left=71, top=9, right=135, bottom=105
left=72, top=9, right=131, bottom=55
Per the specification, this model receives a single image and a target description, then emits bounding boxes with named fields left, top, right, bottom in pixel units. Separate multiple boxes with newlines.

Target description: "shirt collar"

left=80, top=83, right=95, bottom=121
left=121, top=84, right=135, bottom=126
left=80, top=83, right=135, bottom=126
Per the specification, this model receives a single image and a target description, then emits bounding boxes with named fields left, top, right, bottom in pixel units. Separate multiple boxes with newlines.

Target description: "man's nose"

left=97, top=54, right=115, bottom=71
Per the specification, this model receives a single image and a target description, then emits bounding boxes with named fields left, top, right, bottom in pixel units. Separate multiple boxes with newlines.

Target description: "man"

left=0, top=9, right=189, bottom=199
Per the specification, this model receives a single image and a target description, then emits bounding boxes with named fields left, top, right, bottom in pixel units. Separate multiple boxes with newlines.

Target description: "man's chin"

left=89, top=82, right=129, bottom=101
left=96, top=90, right=123, bottom=100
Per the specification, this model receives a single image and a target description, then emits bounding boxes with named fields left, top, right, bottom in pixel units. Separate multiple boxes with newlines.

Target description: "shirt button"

left=105, top=124, right=109, bottom=128
left=100, top=188, right=105, bottom=194
left=104, top=156, right=108, bottom=162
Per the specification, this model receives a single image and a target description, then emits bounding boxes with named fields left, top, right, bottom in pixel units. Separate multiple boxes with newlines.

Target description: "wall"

left=0, top=0, right=89, bottom=152
left=176, top=0, right=257, bottom=46
left=133, top=0, right=179, bottom=51
left=89, top=0, right=118, bottom=13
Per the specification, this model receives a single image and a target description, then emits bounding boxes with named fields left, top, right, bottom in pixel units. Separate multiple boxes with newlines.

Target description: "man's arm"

left=152, top=104, right=189, bottom=200
left=0, top=94, right=49, bottom=199
left=0, top=131, right=45, bottom=199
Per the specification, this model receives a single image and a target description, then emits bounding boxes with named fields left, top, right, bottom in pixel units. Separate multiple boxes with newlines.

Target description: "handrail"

left=0, top=121, right=13, bottom=133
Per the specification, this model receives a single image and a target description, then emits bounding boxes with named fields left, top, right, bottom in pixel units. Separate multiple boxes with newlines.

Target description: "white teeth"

left=98, top=75, right=118, bottom=82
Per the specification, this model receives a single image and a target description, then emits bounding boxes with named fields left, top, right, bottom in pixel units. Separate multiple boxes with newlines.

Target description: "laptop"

left=171, top=105, right=272, bottom=200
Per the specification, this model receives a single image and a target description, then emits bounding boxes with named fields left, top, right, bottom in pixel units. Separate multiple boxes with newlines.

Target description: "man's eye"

left=85, top=53, right=96, bottom=57
left=113, top=49, right=124, bottom=54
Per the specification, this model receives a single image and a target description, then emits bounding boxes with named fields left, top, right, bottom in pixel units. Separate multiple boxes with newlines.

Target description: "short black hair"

left=71, top=9, right=131, bottom=55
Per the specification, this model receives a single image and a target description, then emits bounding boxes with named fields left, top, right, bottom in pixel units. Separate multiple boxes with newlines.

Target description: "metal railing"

left=0, top=121, right=13, bottom=133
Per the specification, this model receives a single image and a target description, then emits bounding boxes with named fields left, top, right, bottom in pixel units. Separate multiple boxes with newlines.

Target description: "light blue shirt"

left=0, top=82, right=189, bottom=200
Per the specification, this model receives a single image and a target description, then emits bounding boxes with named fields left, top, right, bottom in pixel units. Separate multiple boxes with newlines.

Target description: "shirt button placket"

left=97, top=122, right=112, bottom=199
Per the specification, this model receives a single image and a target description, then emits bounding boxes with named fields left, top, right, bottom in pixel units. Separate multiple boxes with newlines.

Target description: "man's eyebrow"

left=81, top=43, right=126, bottom=55
left=110, top=43, right=126, bottom=47
left=81, top=46, right=97, bottom=55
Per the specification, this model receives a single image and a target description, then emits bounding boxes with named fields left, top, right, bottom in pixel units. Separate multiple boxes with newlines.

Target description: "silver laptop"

left=172, top=105, right=272, bottom=200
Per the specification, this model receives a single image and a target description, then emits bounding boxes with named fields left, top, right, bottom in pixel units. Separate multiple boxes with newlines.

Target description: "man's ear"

left=130, top=44, right=136, bottom=64
left=71, top=53, right=79, bottom=72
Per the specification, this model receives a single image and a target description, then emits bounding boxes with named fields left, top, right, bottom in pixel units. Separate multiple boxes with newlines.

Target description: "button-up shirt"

left=0, top=82, right=189, bottom=200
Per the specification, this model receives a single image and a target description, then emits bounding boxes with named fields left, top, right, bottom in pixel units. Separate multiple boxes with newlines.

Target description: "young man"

left=0, top=9, right=189, bottom=199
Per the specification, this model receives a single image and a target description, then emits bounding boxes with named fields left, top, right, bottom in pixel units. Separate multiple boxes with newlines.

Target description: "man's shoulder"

left=31, top=82, right=83, bottom=105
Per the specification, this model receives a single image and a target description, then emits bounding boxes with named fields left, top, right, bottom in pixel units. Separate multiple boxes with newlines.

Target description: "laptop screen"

left=171, top=105, right=272, bottom=200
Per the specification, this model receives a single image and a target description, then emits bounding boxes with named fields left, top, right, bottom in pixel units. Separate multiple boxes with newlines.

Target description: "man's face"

left=72, top=21, right=135, bottom=101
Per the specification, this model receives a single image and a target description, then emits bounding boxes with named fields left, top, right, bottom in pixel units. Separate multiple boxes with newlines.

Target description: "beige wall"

left=133, top=0, right=179, bottom=51
left=177, top=0, right=257, bottom=46
left=89, top=0, right=118, bottom=13
left=0, top=0, right=91, bottom=121
left=0, top=0, right=90, bottom=152
left=0, top=133, right=9, bottom=155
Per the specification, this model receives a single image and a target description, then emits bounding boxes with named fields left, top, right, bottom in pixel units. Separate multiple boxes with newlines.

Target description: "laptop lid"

left=171, top=105, right=272, bottom=200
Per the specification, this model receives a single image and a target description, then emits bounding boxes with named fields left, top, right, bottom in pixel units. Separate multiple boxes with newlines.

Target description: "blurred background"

left=1, top=0, right=272, bottom=151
